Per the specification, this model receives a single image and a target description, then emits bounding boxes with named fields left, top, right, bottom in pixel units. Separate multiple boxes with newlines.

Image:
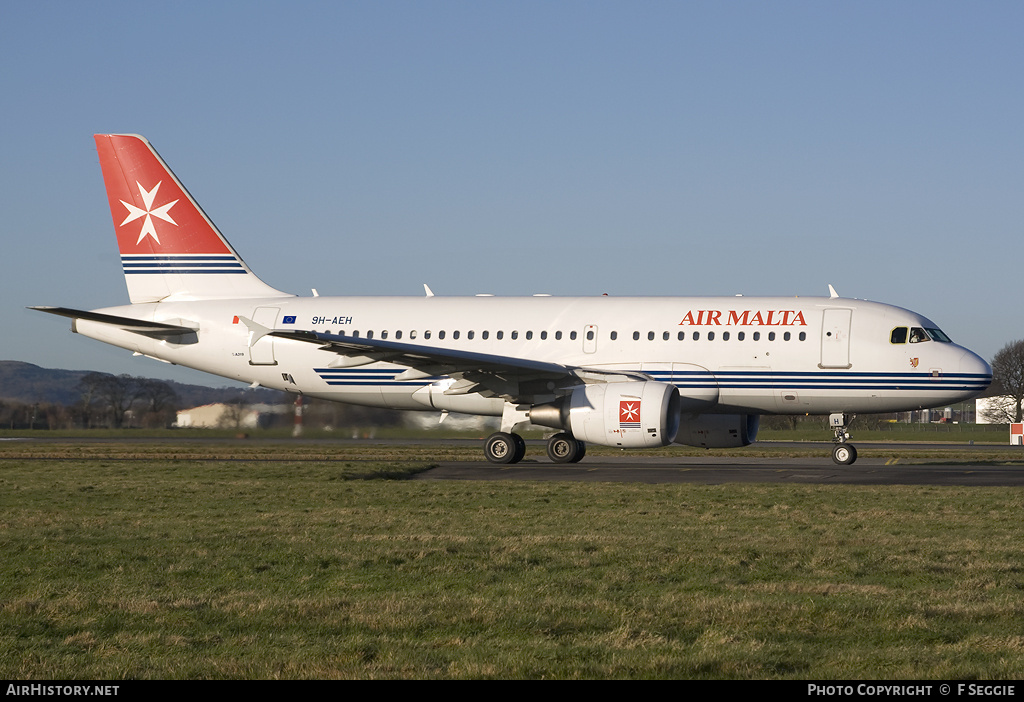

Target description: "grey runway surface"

left=9, top=436, right=1023, bottom=486
left=417, top=442, right=1024, bottom=486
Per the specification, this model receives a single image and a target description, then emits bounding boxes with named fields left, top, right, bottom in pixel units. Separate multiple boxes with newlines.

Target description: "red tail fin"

left=94, top=134, right=289, bottom=303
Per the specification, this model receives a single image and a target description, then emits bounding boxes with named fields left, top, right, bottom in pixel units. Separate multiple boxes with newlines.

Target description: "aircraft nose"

left=959, top=348, right=993, bottom=391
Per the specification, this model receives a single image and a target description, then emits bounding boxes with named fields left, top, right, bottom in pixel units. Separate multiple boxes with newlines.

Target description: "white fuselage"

left=74, top=294, right=991, bottom=417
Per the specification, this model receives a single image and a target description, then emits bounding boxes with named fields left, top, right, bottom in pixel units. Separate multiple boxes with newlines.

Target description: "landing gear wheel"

left=547, top=433, right=584, bottom=464
left=832, top=443, right=858, bottom=465
left=485, top=432, right=524, bottom=464
left=512, top=433, right=527, bottom=463
left=572, top=440, right=586, bottom=463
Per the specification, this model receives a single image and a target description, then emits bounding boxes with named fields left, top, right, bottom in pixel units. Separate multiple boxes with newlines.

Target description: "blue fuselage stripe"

left=312, top=367, right=988, bottom=391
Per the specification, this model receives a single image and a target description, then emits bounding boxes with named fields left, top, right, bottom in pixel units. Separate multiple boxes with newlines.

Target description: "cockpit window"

left=909, top=327, right=929, bottom=343
left=890, top=327, right=908, bottom=344
left=906, top=327, right=954, bottom=343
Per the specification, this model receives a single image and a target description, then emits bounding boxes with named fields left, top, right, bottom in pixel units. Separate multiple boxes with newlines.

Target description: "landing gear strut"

left=830, top=413, right=858, bottom=465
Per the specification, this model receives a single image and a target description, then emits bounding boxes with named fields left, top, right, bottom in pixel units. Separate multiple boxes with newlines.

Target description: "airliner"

left=33, top=134, right=992, bottom=465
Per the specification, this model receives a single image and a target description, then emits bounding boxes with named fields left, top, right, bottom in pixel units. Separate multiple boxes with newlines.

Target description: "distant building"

left=175, top=403, right=288, bottom=429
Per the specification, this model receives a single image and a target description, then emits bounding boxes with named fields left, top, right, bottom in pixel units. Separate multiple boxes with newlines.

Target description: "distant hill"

left=0, top=361, right=288, bottom=408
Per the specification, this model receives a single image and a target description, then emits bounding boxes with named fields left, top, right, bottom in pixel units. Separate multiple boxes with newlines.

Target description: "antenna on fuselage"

left=828, top=284, right=840, bottom=299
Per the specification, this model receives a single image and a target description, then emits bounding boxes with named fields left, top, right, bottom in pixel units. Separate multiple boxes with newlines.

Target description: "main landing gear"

left=484, top=431, right=526, bottom=464
left=483, top=431, right=587, bottom=465
left=830, top=413, right=858, bottom=465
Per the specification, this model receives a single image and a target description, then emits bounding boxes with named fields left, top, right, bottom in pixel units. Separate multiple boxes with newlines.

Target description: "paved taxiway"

left=417, top=442, right=1024, bottom=486
left=11, top=436, right=1023, bottom=486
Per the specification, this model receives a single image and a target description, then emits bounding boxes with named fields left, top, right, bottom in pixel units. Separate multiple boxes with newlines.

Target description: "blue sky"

left=2, top=1, right=1022, bottom=387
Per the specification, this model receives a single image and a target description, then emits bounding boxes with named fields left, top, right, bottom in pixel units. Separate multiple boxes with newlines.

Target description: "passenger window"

left=555, top=331, right=563, bottom=340
left=738, top=332, right=745, bottom=341
left=891, top=327, right=908, bottom=344
left=633, top=331, right=640, bottom=341
left=570, top=331, right=577, bottom=340
left=527, top=331, right=534, bottom=340
left=768, top=332, right=776, bottom=341
left=799, top=332, right=806, bottom=341
left=723, top=332, right=730, bottom=341
left=586, top=330, right=593, bottom=341
left=648, top=331, right=655, bottom=341
left=708, top=331, right=715, bottom=341
left=678, top=331, right=685, bottom=341
left=610, top=331, right=618, bottom=341
left=784, top=332, right=791, bottom=341
left=497, top=331, right=503, bottom=340
left=381, top=330, right=388, bottom=339
left=395, top=330, right=402, bottom=340
left=511, top=331, right=519, bottom=340
left=467, top=331, right=474, bottom=340
left=482, top=331, right=489, bottom=340
left=693, top=332, right=700, bottom=341
left=453, top=331, right=460, bottom=340
left=424, top=331, right=431, bottom=339
left=438, top=331, right=445, bottom=340
left=541, top=331, right=548, bottom=340
left=753, top=332, right=760, bottom=341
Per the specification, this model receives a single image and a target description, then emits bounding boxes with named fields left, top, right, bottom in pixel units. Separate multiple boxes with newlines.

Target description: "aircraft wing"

left=265, top=326, right=646, bottom=401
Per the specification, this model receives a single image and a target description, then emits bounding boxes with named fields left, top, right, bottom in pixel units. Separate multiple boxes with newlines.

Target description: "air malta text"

left=679, top=310, right=807, bottom=327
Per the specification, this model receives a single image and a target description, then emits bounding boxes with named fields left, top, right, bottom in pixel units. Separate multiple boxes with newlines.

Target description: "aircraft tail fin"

left=94, top=134, right=291, bottom=303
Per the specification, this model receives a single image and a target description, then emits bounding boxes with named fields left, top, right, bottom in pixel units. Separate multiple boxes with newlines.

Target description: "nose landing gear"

left=830, top=413, right=858, bottom=465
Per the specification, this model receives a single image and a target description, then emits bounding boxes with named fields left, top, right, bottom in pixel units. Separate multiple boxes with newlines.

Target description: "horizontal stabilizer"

left=29, top=306, right=198, bottom=339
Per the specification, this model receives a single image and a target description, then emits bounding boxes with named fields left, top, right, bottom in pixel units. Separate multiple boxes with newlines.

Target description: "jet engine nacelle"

left=531, top=381, right=681, bottom=448
left=673, top=414, right=760, bottom=448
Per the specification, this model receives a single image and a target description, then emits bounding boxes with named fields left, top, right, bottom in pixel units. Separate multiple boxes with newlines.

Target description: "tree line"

left=0, top=371, right=403, bottom=431
left=0, top=373, right=182, bottom=430
left=984, top=339, right=1024, bottom=423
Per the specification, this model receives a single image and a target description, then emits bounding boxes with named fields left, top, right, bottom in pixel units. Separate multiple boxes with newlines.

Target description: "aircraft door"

left=820, top=308, right=852, bottom=369
left=583, top=325, right=598, bottom=354
left=249, top=306, right=280, bottom=366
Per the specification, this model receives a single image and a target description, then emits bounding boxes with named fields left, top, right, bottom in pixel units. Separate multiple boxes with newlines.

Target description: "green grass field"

left=3, top=438, right=1024, bottom=679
